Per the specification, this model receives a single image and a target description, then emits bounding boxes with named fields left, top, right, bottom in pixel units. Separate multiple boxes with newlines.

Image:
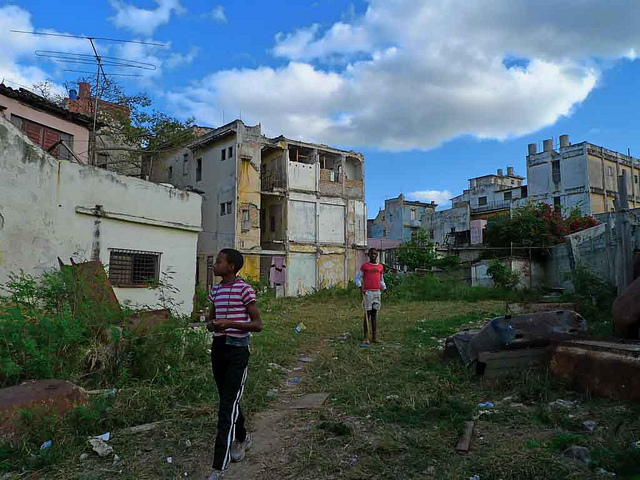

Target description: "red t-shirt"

left=361, top=262, right=384, bottom=291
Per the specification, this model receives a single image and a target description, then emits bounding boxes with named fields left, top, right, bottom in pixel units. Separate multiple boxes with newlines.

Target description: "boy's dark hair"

left=220, top=248, right=244, bottom=273
left=368, top=247, right=378, bottom=254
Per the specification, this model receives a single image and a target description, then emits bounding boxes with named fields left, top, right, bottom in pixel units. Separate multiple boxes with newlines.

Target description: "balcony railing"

left=261, top=170, right=286, bottom=191
left=471, top=200, right=511, bottom=213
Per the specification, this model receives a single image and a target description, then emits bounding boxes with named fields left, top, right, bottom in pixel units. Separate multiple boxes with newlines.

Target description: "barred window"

left=109, top=249, right=161, bottom=287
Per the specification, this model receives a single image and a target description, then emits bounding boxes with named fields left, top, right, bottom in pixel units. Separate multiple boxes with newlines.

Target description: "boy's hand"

left=206, top=321, right=216, bottom=332
left=213, top=320, right=232, bottom=332
left=359, top=286, right=364, bottom=296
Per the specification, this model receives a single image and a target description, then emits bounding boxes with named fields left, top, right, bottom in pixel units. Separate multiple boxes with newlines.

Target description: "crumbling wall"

left=0, top=117, right=201, bottom=315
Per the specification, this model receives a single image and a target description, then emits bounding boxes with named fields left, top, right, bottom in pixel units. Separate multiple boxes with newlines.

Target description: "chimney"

left=559, top=134, right=570, bottom=148
left=543, top=139, right=554, bottom=152
left=507, top=166, right=514, bottom=176
left=497, top=168, right=504, bottom=176
left=528, top=143, right=537, bottom=155
left=78, top=82, right=91, bottom=100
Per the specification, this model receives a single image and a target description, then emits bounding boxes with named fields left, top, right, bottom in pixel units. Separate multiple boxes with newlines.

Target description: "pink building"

left=0, top=84, right=92, bottom=164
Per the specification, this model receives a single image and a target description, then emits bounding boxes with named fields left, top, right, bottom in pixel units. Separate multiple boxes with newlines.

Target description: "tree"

left=486, top=202, right=599, bottom=258
left=33, top=77, right=195, bottom=175
left=396, top=231, right=437, bottom=271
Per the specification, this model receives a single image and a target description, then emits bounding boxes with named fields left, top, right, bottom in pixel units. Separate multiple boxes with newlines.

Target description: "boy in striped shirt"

left=205, top=249, right=262, bottom=480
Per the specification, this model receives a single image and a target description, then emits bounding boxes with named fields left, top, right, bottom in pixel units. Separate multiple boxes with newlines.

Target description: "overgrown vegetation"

left=487, top=203, right=599, bottom=258
left=396, top=230, right=461, bottom=271
left=487, top=259, right=521, bottom=291
left=566, top=265, right=616, bottom=335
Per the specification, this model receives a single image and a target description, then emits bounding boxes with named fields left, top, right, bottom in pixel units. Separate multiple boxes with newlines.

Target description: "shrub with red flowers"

left=486, top=203, right=599, bottom=253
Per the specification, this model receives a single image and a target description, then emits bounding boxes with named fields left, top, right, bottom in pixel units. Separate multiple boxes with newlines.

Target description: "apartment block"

left=524, top=135, right=640, bottom=214
left=150, top=120, right=367, bottom=296
left=368, top=194, right=436, bottom=242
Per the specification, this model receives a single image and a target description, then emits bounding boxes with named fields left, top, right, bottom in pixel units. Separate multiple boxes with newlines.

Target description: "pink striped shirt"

left=208, top=279, right=257, bottom=338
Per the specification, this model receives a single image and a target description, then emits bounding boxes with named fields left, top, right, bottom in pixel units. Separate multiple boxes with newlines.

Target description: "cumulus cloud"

left=408, top=190, right=453, bottom=206
left=110, top=0, right=184, bottom=36
left=168, top=0, right=640, bottom=150
left=166, top=46, right=200, bottom=69
left=206, top=5, right=227, bottom=24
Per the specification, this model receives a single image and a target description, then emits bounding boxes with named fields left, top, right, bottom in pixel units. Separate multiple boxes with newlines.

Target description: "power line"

left=63, top=69, right=142, bottom=77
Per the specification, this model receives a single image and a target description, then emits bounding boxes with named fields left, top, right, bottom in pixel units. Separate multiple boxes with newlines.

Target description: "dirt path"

left=194, top=350, right=324, bottom=480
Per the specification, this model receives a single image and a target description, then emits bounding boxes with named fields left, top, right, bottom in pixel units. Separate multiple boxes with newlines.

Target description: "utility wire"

left=10, top=30, right=167, bottom=47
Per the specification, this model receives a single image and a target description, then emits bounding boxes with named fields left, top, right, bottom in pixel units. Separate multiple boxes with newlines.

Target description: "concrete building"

left=150, top=120, right=367, bottom=296
left=523, top=135, right=640, bottom=215
left=0, top=83, right=92, bottom=164
left=423, top=167, right=526, bottom=246
left=369, top=194, right=437, bottom=242
left=0, top=115, right=202, bottom=316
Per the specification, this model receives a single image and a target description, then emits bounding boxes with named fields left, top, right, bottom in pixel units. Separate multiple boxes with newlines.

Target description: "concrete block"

left=0, top=380, right=88, bottom=442
left=478, top=348, right=550, bottom=378
left=550, top=339, right=640, bottom=401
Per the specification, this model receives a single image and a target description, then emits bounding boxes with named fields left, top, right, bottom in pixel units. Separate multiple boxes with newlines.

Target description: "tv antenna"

left=11, top=30, right=164, bottom=165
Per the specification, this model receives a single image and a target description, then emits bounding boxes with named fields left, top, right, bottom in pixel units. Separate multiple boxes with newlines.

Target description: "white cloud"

left=408, top=190, right=452, bottom=206
left=110, top=0, right=184, bottom=36
left=166, top=46, right=199, bottom=69
left=207, top=5, right=228, bottom=24
left=0, top=5, right=97, bottom=93
left=168, top=0, right=640, bottom=151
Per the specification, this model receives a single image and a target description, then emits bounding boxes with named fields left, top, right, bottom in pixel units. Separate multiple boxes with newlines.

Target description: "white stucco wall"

left=0, top=94, right=91, bottom=164
left=0, top=117, right=201, bottom=316
left=288, top=161, right=316, bottom=191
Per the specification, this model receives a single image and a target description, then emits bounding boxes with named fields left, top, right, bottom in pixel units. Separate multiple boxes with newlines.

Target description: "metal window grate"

left=108, top=249, right=160, bottom=286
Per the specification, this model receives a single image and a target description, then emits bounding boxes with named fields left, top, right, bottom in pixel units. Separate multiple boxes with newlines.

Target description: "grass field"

left=2, top=288, right=639, bottom=479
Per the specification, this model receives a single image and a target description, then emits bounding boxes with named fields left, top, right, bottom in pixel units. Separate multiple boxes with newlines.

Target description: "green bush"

left=487, top=260, right=521, bottom=291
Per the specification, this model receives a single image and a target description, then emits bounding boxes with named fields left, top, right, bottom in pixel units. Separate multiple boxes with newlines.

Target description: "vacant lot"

left=3, top=291, right=640, bottom=479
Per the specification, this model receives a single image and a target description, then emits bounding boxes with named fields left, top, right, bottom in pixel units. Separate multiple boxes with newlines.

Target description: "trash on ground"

left=386, top=395, right=399, bottom=400
left=476, top=402, right=494, bottom=409
left=40, top=440, right=52, bottom=450
left=113, top=454, right=121, bottom=464
left=295, top=322, right=307, bottom=333
left=268, top=362, right=291, bottom=372
left=185, top=439, right=191, bottom=448
left=267, top=389, right=278, bottom=397
left=470, top=475, right=480, bottom=480
left=455, top=421, right=475, bottom=453
left=468, top=311, right=586, bottom=364
left=88, top=437, right=113, bottom=457
left=119, top=421, right=166, bottom=435
left=79, top=453, right=89, bottom=461
left=298, top=356, right=314, bottom=363
left=583, top=420, right=597, bottom=432
left=597, top=469, right=616, bottom=477
left=564, top=445, right=591, bottom=465
left=549, top=399, right=576, bottom=410
left=286, top=377, right=301, bottom=386
left=166, top=456, right=173, bottom=464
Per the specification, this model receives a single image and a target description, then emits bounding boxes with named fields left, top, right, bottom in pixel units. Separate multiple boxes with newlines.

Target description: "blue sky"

left=2, top=0, right=640, bottom=217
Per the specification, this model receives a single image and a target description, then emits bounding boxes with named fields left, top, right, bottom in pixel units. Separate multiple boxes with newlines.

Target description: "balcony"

left=471, top=200, right=511, bottom=214
left=261, top=170, right=286, bottom=192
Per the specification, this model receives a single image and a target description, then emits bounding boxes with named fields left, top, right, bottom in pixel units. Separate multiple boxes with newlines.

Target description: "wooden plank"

left=455, top=421, right=475, bottom=453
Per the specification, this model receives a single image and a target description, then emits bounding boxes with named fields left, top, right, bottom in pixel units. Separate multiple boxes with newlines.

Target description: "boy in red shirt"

left=355, top=248, right=387, bottom=347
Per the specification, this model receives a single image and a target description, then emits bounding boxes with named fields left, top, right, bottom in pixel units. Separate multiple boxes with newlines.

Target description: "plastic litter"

left=286, top=377, right=301, bottom=385
left=185, top=439, right=192, bottom=448
left=477, top=402, right=495, bottom=409
left=470, top=475, right=481, bottom=480
left=40, top=440, right=52, bottom=450
left=167, top=456, right=173, bottom=464
left=96, top=432, right=111, bottom=442
left=295, top=322, right=307, bottom=333
left=583, top=420, right=597, bottom=432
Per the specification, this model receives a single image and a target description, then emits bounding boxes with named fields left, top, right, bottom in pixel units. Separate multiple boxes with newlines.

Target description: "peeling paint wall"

left=0, top=117, right=201, bottom=315
left=288, top=161, right=316, bottom=191
left=318, top=254, right=344, bottom=288
left=287, top=252, right=316, bottom=296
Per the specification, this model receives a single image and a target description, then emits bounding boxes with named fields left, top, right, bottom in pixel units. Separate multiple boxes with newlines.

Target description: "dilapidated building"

left=522, top=135, right=640, bottom=215
left=368, top=194, right=437, bottom=242
left=150, top=120, right=367, bottom=296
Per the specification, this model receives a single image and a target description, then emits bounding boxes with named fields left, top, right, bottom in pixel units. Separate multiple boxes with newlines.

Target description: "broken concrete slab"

left=443, top=330, right=480, bottom=364
left=469, top=311, right=586, bottom=363
left=455, top=421, right=475, bottom=453
left=88, top=437, right=113, bottom=457
left=550, top=339, right=640, bottom=402
left=477, top=348, right=550, bottom=378
left=290, top=393, right=330, bottom=410
left=0, top=380, right=88, bottom=442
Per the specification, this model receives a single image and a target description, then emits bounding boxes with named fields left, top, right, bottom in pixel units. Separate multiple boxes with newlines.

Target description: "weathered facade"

left=422, top=167, right=525, bottom=247
left=0, top=116, right=202, bottom=316
left=151, top=120, right=367, bottom=296
left=369, top=194, right=436, bottom=242
left=523, top=135, right=640, bottom=215
left=0, top=83, right=92, bottom=164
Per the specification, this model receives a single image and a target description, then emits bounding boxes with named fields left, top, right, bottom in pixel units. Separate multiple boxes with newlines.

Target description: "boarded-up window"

left=108, top=249, right=160, bottom=287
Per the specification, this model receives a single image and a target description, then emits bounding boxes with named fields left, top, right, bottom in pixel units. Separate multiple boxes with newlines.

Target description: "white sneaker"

left=206, top=469, right=224, bottom=480
left=230, top=433, right=252, bottom=462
